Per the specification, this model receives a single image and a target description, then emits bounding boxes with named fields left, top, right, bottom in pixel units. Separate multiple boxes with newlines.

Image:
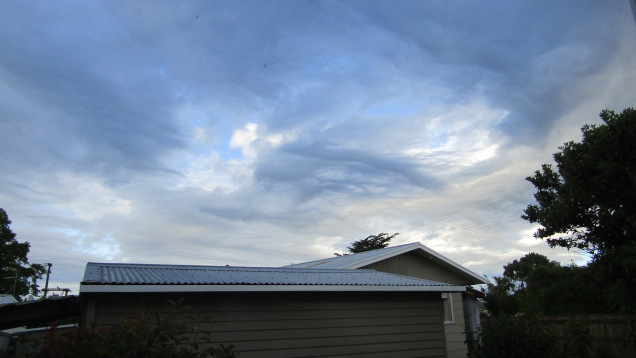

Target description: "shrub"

left=469, top=315, right=555, bottom=358
left=14, top=302, right=235, bottom=358
left=469, top=315, right=599, bottom=358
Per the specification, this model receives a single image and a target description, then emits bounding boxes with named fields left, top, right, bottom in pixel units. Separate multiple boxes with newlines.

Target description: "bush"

left=13, top=302, right=235, bottom=358
left=469, top=315, right=555, bottom=358
left=469, top=315, right=599, bottom=358
left=560, top=320, right=592, bottom=358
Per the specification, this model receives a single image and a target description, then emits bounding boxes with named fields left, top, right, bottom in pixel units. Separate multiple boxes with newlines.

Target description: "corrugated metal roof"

left=81, top=262, right=454, bottom=287
left=285, top=243, right=420, bottom=269
left=284, top=242, right=488, bottom=285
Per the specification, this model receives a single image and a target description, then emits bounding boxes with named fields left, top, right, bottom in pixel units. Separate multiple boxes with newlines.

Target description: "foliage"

left=503, top=252, right=559, bottom=292
left=334, top=232, right=398, bottom=256
left=351, top=232, right=398, bottom=253
left=522, top=107, right=636, bottom=313
left=469, top=315, right=556, bottom=358
left=522, top=108, right=636, bottom=260
left=524, top=262, right=610, bottom=315
left=469, top=315, right=597, bottom=358
left=481, top=276, right=520, bottom=317
left=482, top=253, right=616, bottom=316
left=481, top=253, right=552, bottom=316
left=15, top=302, right=235, bottom=358
left=0, top=208, right=46, bottom=299
left=560, top=320, right=592, bottom=358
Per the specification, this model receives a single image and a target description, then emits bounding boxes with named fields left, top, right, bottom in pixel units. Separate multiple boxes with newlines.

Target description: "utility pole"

left=12, top=268, right=17, bottom=297
left=43, top=263, right=52, bottom=298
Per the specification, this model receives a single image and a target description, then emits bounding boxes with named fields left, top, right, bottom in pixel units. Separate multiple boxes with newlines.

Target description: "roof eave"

left=80, top=284, right=466, bottom=294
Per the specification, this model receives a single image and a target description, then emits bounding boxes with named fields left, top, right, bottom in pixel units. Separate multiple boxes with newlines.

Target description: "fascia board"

left=80, top=284, right=466, bottom=294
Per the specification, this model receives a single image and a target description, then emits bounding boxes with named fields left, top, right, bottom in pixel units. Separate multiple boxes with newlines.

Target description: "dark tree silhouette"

left=0, top=208, right=45, bottom=299
left=335, top=232, right=398, bottom=256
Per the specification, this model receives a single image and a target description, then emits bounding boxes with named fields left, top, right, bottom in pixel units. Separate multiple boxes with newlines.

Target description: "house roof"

left=0, top=295, right=81, bottom=330
left=284, top=242, right=487, bottom=285
left=80, top=262, right=465, bottom=294
left=0, top=294, right=18, bottom=305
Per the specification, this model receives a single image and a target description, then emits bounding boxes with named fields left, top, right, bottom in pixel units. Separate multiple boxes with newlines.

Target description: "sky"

left=1, top=1, right=635, bottom=295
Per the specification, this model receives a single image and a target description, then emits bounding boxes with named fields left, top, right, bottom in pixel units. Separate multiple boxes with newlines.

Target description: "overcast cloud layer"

left=1, top=1, right=635, bottom=294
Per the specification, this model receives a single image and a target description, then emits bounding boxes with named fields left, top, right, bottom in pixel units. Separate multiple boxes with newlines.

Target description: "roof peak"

left=284, top=241, right=487, bottom=285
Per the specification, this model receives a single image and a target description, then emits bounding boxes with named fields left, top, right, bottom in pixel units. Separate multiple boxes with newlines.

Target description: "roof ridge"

left=88, top=262, right=383, bottom=272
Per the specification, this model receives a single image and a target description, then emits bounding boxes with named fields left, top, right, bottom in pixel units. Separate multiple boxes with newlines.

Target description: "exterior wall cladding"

left=360, top=252, right=472, bottom=358
left=82, top=291, right=448, bottom=358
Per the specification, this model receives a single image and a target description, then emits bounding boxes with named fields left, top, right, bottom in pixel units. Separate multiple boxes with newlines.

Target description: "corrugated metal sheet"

left=284, top=243, right=419, bottom=269
left=283, top=242, right=488, bottom=285
left=82, top=262, right=454, bottom=287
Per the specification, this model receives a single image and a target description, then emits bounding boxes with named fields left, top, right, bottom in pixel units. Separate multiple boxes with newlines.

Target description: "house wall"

left=360, top=253, right=470, bottom=358
left=360, top=252, right=469, bottom=285
left=81, top=291, right=448, bottom=358
left=444, top=292, right=466, bottom=358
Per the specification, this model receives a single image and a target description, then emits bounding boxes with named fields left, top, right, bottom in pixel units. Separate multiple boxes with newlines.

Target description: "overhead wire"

left=424, top=212, right=529, bottom=240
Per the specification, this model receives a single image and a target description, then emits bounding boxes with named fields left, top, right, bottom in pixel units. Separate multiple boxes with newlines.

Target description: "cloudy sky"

left=1, top=1, right=635, bottom=295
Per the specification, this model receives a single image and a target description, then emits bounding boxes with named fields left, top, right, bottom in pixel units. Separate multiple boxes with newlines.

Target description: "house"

left=285, top=242, right=488, bottom=358
left=80, top=263, right=467, bottom=358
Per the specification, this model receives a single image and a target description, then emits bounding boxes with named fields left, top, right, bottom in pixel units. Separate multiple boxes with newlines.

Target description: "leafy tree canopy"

left=481, top=276, right=520, bottom=317
left=335, top=232, right=398, bottom=256
left=482, top=252, right=619, bottom=316
left=0, top=208, right=46, bottom=299
left=522, top=108, right=636, bottom=261
left=482, top=253, right=557, bottom=316
left=503, top=252, right=560, bottom=292
left=348, top=232, right=398, bottom=253
left=524, top=262, right=609, bottom=315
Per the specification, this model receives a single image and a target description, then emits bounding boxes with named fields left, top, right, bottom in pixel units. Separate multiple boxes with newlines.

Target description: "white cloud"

left=309, top=236, right=346, bottom=259
left=84, top=234, right=121, bottom=261
left=517, top=226, right=543, bottom=247
left=229, top=122, right=296, bottom=159
left=46, top=173, right=132, bottom=221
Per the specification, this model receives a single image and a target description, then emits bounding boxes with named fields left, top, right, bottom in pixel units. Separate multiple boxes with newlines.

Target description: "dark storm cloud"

left=254, top=141, right=442, bottom=196
left=349, top=1, right=627, bottom=140
left=0, top=2, right=185, bottom=181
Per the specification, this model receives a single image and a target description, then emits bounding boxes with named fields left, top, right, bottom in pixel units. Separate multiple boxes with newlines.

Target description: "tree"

left=503, top=252, right=559, bottom=293
left=0, top=208, right=45, bottom=299
left=522, top=108, right=636, bottom=260
left=522, top=108, right=636, bottom=313
left=524, top=262, right=609, bottom=315
left=481, top=276, right=520, bottom=317
left=334, top=232, right=398, bottom=256
left=348, top=232, right=398, bottom=253
left=482, top=253, right=560, bottom=316
left=483, top=252, right=617, bottom=316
